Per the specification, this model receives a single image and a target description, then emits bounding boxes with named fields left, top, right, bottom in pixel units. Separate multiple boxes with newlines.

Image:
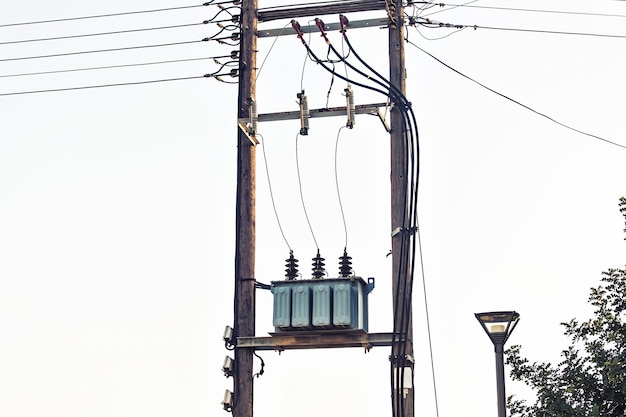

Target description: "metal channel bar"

left=258, top=17, right=387, bottom=38
left=236, top=331, right=397, bottom=351
left=258, top=0, right=387, bottom=22
left=250, top=102, right=388, bottom=123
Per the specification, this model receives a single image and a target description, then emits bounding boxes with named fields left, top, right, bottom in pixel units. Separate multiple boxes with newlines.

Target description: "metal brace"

left=391, top=226, right=418, bottom=238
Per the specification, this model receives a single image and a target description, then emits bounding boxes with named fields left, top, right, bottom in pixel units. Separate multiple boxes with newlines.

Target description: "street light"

left=475, top=311, right=520, bottom=417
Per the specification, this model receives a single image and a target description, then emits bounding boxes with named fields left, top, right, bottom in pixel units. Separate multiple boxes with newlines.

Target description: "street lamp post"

left=475, top=311, right=520, bottom=417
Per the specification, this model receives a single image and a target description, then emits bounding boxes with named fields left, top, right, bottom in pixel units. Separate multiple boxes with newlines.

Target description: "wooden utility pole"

left=233, top=0, right=257, bottom=416
left=232, top=1, right=413, bottom=417
left=389, top=0, right=415, bottom=416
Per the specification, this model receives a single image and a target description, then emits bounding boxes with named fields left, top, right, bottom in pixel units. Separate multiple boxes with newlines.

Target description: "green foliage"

left=505, top=199, right=626, bottom=417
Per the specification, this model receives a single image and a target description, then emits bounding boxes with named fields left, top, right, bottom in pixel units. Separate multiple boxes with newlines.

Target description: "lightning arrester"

left=298, top=90, right=310, bottom=135
left=249, top=98, right=258, bottom=135
left=345, top=85, right=355, bottom=128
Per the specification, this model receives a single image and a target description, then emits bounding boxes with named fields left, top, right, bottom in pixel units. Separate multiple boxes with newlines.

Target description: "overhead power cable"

left=405, top=38, right=626, bottom=150
left=0, top=76, right=206, bottom=97
left=0, top=39, right=209, bottom=63
left=414, top=1, right=626, bottom=19
left=0, top=55, right=236, bottom=79
left=416, top=17, right=626, bottom=39
left=0, top=3, right=214, bottom=28
left=0, top=66, right=239, bottom=97
left=0, top=22, right=210, bottom=46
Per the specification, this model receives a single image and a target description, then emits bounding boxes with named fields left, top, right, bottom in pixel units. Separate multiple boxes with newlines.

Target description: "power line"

left=0, top=55, right=235, bottom=79
left=0, top=39, right=209, bottom=63
left=416, top=18, right=626, bottom=39
left=0, top=74, right=226, bottom=97
left=0, top=3, right=213, bottom=28
left=414, top=1, right=626, bottom=19
left=0, top=22, right=209, bottom=46
left=405, top=38, right=626, bottom=150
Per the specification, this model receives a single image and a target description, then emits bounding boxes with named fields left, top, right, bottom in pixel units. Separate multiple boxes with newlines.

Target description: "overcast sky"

left=1, top=1, right=625, bottom=417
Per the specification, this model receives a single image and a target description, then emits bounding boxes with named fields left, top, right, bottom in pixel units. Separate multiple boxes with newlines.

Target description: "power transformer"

left=271, top=276, right=375, bottom=332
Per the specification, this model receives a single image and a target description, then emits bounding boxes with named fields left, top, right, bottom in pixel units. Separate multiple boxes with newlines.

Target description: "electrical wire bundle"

left=290, top=14, right=420, bottom=417
left=0, top=1, right=244, bottom=96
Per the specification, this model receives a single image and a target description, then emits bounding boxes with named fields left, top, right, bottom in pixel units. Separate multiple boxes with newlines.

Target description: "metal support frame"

left=237, top=331, right=398, bottom=351
left=258, top=17, right=387, bottom=38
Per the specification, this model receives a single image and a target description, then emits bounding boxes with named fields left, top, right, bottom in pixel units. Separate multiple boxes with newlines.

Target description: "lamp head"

left=475, top=311, right=520, bottom=346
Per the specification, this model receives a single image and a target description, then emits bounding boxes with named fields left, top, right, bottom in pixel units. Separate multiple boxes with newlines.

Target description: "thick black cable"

left=332, top=27, right=419, bottom=417
left=0, top=75, right=206, bottom=97
left=406, top=38, right=626, bottom=150
left=0, top=3, right=213, bottom=28
left=293, top=26, right=419, bottom=417
left=0, top=22, right=209, bottom=46
left=0, top=56, right=231, bottom=79
left=339, top=33, right=419, bottom=366
left=0, top=39, right=208, bottom=63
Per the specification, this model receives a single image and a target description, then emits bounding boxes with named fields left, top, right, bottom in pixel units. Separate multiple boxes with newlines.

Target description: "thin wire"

left=413, top=21, right=465, bottom=40
left=0, top=75, right=206, bottom=97
left=259, top=134, right=292, bottom=252
left=466, top=23, right=626, bottom=39
left=295, top=132, right=319, bottom=250
left=256, top=22, right=290, bottom=81
left=301, top=20, right=316, bottom=91
left=0, top=23, right=208, bottom=46
left=334, top=126, right=349, bottom=249
left=0, top=56, right=226, bottom=79
left=418, top=1, right=626, bottom=19
left=415, top=216, right=440, bottom=417
left=0, top=40, right=207, bottom=63
left=0, top=3, right=212, bottom=28
left=418, top=0, right=478, bottom=18
left=406, top=38, right=626, bottom=150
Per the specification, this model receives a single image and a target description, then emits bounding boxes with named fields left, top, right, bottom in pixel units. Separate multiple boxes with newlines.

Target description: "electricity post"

left=388, top=0, right=415, bottom=416
left=232, top=1, right=413, bottom=417
left=233, top=0, right=257, bottom=417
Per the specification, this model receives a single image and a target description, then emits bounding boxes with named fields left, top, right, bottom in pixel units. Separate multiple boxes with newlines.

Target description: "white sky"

left=1, top=1, right=625, bottom=416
